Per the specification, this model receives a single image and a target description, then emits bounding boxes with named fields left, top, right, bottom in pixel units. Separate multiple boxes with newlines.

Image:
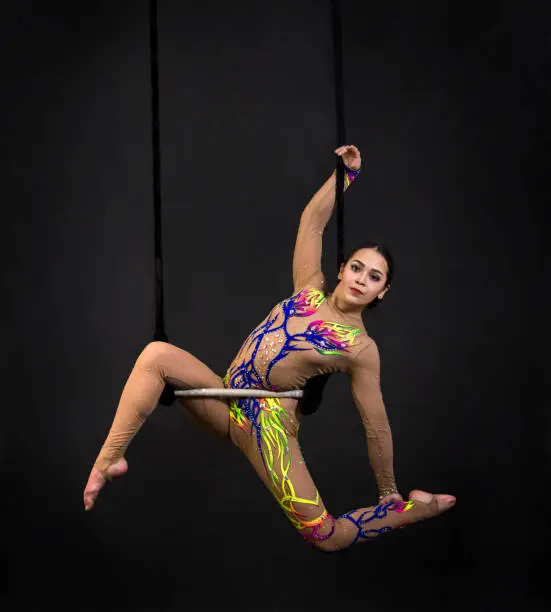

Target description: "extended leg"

left=231, top=398, right=456, bottom=552
left=83, top=341, right=229, bottom=510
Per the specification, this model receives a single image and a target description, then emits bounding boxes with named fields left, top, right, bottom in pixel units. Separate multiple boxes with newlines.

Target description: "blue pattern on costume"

left=340, top=502, right=395, bottom=547
left=224, top=288, right=359, bottom=462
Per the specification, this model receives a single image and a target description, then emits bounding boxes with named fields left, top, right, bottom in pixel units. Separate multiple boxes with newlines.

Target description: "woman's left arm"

left=349, top=341, right=400, bottom=501
left=292, top=145, right=361, bottom=292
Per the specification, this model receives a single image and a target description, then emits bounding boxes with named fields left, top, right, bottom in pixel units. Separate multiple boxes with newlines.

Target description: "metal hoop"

left=174, top=388, right=303, bottom=399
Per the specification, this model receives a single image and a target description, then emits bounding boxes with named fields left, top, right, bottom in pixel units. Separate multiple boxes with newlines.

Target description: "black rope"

left=332, top=0, right=346, bottom=268
left=149, top=0, right=174, bottom=405
left=150, top=0, right=165, bottom=342
left=299, top=0, right=347, bottom=416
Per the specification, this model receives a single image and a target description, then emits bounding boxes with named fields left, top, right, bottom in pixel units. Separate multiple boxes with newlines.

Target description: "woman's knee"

left=138, top=341, right=180, bottom=371
left=300, top=517, right=349, bottom=553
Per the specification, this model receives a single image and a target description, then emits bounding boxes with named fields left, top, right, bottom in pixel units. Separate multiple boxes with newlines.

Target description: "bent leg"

left=231, top=398, right=456, bottom=552
left=84, top=341, right=230, bottom=510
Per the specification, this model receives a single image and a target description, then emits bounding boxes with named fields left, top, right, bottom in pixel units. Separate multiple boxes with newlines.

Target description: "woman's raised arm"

left=292, top=145, right=361, bottom=292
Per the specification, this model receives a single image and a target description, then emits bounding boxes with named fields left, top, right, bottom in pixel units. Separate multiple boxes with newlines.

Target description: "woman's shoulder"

left=347, top=327, right=374, bottom=354
left=347, top=333, right=381, bottom=369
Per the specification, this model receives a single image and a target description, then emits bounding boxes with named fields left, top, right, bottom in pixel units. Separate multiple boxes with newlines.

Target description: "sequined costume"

left=87, top=166, right=416, bottom=551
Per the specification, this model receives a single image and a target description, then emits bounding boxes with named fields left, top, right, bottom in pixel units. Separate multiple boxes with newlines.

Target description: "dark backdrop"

left=3, top=1, right=549, bottom=611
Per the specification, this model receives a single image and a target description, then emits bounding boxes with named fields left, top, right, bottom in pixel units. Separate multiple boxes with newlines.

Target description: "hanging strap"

left=332, top=0, right=346, bottom=268
left=149, top=0, right=174, bottom=406
left=299, top=0, right=347, bottom=416
left=150, top=0, right=166, bottom=344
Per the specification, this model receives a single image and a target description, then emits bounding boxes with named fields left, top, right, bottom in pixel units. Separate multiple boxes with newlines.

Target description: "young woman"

left=84, top=145, right=456, bottom=552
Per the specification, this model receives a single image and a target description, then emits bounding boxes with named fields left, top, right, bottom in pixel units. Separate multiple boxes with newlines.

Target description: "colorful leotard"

left=225, top=287, right=364, bottom=393
left=223, top=287, right=396, bottom=542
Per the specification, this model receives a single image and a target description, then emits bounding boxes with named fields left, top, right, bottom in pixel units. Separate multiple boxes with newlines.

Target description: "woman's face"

left=337, top=248, right=390, bottom=307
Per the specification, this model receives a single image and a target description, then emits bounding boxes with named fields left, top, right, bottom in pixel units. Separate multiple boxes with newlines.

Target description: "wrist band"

left=342, top=161, right=361, bottom=190
left=378, top=486, right=398, bottom=498
left=343, top=161, right=361, bottom=175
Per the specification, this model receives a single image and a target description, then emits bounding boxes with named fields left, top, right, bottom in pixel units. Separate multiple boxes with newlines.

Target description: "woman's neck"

left=327, top=289, right=364, bottom=319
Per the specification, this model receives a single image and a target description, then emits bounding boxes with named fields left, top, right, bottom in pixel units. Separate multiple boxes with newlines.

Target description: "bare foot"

left=407, top=489, right=456, bottom=521
left=83, top=457, right=128, bottom=511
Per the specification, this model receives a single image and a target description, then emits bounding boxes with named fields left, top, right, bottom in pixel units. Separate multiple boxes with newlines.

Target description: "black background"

left=3, top=1, right=549, bottom=611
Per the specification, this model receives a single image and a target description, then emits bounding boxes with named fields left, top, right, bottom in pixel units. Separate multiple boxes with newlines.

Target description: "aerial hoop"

left=174, top=389, right=303, bottom=399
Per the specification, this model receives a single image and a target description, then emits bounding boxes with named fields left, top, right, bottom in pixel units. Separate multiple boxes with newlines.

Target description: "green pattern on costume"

left=303, top=320, right=362, bottom=356
left=258, top=398, right=327, bottom=532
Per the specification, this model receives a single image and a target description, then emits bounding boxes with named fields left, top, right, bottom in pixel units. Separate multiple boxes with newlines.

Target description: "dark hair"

left=342, top=243, right=394, bottom=309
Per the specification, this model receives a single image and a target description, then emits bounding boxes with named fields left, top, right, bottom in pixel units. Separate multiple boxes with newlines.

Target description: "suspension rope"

left=331, top=0, right=346, bottom=268
left=150, top=0, right=165, bottom=344
left=298, top=0, right=348, bottom=417
left=298, top=0, right=347, bottom=416
left=149, top=0, right=175, bottom=406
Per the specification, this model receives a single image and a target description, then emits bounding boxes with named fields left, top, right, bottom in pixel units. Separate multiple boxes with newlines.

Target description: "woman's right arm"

left=292, top=145, right=361, bottom=292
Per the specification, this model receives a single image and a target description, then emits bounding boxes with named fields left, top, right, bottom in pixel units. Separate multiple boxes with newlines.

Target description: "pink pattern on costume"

left=304, top=320, right=360, bottom=355
left=392, top=500, right=415, bottom=513
left=292, top=288, right=326, bottom=317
